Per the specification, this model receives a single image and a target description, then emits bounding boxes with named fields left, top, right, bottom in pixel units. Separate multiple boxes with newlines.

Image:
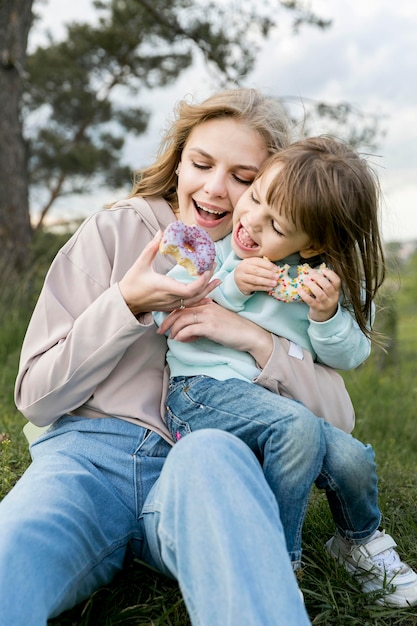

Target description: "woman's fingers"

left=132, top=230, right=163, bottom=270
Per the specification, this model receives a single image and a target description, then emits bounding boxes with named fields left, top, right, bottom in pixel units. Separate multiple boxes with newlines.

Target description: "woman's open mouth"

left=193, top=200, right=228, bottom=227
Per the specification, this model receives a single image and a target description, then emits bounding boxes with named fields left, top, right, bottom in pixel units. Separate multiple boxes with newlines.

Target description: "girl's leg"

left=142, top=429, right=311, bottom=626
left=0, top=416, right=170, bottom=625
left=316, top=422, right=417, bottom=607
left=166, top=376, right=326, bottom=565
left=315, top=422, right=380, bottom=539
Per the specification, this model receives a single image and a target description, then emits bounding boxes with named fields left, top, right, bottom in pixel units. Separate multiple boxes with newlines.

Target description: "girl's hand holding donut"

left=299, top=267, right=341, bottom=322
left=119, top=232, right=220, bottom=316
left=158, top=300, right=274, bottom=368
left=235, top=257, right=279, bottom=295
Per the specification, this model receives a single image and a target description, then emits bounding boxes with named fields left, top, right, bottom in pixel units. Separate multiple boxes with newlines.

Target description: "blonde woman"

left=1, top=89, right=311, bottom=625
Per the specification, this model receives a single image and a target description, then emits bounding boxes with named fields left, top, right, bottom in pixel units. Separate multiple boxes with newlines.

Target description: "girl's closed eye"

left=250, top=191, right=260, bottom=204
left=272, top=221, right=284, bottom=236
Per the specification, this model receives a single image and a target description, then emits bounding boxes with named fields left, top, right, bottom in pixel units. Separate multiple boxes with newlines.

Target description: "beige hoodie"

left=15, top=197, right=176, bottom=442
left=15, top=196, right=354, bottom=443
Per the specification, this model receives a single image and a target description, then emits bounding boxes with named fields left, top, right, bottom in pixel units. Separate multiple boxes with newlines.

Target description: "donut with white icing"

left=269, top=262, right=327, bottom=302
left=159, top=221, right=216, bottom=276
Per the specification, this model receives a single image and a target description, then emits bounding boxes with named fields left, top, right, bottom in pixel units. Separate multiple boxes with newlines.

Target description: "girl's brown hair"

left=129, top=88, right=291, bottom=211
left=260, top=136, right=386, bottom=339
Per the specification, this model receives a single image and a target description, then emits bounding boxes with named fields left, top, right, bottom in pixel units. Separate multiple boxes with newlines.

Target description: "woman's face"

left=177, top=117, right=269, bottom=242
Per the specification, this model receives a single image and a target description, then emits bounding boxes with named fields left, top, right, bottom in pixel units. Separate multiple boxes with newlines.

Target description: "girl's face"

left=177, top=117, right=269, bottom=242
left=231, top=164, right=319, bottom=261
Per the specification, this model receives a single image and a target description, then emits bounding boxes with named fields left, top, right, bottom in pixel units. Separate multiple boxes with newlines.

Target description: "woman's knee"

left=159, top=430, right=280, bottom=511
left=166, top=429, right=258, bottom=478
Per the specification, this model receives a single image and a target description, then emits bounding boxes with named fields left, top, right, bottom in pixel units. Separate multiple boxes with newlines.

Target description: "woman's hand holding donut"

left=119, top=232, right=221, bottom=316
left=299, top=267, right=341, bottom=322
left=157, top=300, right=274, bottom=368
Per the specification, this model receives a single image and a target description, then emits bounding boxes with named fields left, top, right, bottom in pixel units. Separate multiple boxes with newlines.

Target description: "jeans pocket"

left=165, top=407, right=192, bottom=443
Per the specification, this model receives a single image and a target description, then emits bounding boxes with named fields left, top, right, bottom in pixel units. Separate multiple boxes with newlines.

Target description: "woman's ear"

left=299, top=244, right=325, bottom=259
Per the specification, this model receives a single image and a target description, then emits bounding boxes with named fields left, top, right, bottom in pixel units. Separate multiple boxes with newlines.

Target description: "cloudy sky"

left=30, top=0, right=417, bottom=243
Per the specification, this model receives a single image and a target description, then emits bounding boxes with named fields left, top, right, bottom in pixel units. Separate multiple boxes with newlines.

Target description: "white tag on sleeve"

left=288, top=341, right=304, bottom=360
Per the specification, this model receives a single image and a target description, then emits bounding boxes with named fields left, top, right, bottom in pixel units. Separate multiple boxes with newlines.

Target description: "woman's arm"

left=15, top=209, right=218, bottom=426
left=157, top=300, right=274, bottom=368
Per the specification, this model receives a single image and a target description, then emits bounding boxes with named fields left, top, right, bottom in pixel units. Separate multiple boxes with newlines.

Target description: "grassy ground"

left=1, top=233, right=416, bottom=625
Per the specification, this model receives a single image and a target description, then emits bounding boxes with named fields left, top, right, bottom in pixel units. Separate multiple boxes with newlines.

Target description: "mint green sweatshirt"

left=153, top=234, right=372, bottom=383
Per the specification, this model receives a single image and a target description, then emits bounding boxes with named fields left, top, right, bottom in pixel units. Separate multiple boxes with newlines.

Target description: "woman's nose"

left=204, top=170, right=227, bottom=198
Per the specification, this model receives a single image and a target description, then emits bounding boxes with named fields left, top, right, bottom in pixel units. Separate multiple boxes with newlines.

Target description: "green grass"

left=1, top=234, right=417, bottom=625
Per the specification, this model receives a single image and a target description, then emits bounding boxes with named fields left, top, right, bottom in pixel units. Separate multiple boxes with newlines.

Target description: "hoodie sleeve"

left=14, top=208, right=159, bottom=426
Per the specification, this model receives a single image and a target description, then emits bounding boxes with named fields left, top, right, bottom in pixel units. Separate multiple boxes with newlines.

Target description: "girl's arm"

left=211, top=255, right=279, bottom=311
left=301, top=267, right=372, bottom=369
left=308, top=304, right=372, bottom=370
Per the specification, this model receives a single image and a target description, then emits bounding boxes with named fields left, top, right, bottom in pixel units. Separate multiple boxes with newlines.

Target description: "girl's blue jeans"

left=0, top=415, right=310, bottom=626
left=166, top=376, right=381, bottom=563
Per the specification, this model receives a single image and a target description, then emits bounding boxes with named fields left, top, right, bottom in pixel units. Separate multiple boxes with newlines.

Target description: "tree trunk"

left=0, top=0, right=34, bottom=272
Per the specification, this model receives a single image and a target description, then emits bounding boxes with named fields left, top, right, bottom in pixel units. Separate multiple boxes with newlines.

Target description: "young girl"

left=155, top=136, right=417, bottom=607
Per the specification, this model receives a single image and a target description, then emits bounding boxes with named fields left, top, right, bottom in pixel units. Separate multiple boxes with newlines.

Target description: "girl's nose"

left=246, top=205, right=262, bottom=232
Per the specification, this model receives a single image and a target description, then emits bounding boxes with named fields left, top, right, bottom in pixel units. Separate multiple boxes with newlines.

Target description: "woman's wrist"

left=245, top=326, right=274, bottom=369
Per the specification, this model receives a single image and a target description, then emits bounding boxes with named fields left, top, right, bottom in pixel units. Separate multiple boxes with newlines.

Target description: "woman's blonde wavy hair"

left=129, top=88, right=291, bottom=212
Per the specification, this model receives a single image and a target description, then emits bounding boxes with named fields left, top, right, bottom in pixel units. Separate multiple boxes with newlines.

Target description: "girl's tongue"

left=238, top=224, right=257, bottom=248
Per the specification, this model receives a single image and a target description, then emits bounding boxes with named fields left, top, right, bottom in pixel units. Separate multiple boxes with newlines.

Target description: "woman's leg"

left=0, top=416, right=170, bottom=625
left=142, top=429, right=311, bottom=626
left=166, top=376, right=326, bottom=565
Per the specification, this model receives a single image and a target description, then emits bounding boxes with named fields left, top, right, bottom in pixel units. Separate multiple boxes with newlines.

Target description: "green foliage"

left=1, top=234, right=416, bottom=624
left=285, top=99, right=385, bottom=151
left=49, top=561, right=191, bottom=626
left=0, top=228, right=73, bottom=497
left=25, top=0, right=330, bottom=225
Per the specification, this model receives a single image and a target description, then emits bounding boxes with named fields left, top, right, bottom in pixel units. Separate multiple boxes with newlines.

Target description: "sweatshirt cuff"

left=115, top=283, right=156, bottom=328
left=308, top=303, right=343, bottom=338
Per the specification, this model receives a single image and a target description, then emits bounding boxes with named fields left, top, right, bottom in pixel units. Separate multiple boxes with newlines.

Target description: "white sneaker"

left=326, top=529, right=417, bottom=607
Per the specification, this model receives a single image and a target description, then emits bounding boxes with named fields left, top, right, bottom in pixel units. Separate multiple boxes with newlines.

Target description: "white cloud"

left=30, top=0, right=417, bottom=242
left=248, top=0, right=417, bottom=242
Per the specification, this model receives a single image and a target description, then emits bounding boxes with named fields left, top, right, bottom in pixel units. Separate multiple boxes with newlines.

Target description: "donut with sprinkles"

left=159, top=221, right=216, bottom=276
left=269, top=263, right=327, bottom=302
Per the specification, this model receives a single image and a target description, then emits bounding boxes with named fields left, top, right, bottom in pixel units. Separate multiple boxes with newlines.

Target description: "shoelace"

left=372, top=548, right=403, bottom=574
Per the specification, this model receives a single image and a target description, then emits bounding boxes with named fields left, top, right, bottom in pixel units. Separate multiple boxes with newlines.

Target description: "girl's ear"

left=299, top=244, right=325, bottom=259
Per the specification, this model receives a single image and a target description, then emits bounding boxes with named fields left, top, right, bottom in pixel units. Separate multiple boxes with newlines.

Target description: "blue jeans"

left=0, top=415, right=310, bottom=626
left=166, top=376, right=381, bottom=561
left=166, top=375, right=327, bottom=565
left=318, top=421, right=381, bottom=541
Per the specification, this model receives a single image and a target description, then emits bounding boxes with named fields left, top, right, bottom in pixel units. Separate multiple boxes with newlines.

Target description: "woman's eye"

left=192, top=161, right=210, bottom=170
left=233, top=175, right=253, bottom=185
